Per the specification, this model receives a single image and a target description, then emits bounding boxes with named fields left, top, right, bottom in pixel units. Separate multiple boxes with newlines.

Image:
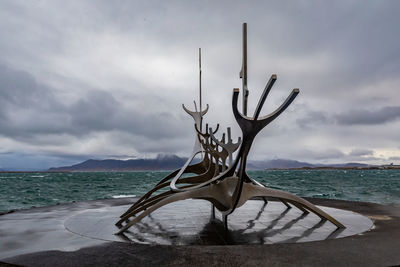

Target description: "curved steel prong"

left=226, top=127, right=241, bottom=148
left=227, top=127, right=233, bottom=143
left=232, top=88, right=251, bottom=132
left=257, top=88, right=299, bottom=125
left=253, top=74, right=277, bottom=120
left=193, top=100, right=198, bottom=112
left=195, top=123, right=219, bottom=137
left=209, top=128, right=225, bottom=148
left=194, top=123, right=203, bottom=136
left=232, top=88, right=299, bottom=136
left=182, top=103, right=194, bottom=116
left=212, top=124, right=219, bottom=134
left=209, top=130, right=229, bottom=171
left=182, top=103, right=209, bottom=119
left=209, top=127, right=241, bottom=168
left=201, top=104, right=209, bottom=116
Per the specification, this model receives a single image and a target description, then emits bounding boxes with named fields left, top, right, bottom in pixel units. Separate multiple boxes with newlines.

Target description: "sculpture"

left=116, top=23, right=345, bottom=234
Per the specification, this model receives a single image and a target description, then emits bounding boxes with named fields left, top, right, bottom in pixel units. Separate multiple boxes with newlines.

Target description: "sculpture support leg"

left=243, top=184, right=345, bottom=228
left=116, top=186, right=221, bottom=234
left=279, top=199, right=292, bottom=209
left=262, top=197, right=268, bottom=204
left=223, top=214, right=228, bottom=231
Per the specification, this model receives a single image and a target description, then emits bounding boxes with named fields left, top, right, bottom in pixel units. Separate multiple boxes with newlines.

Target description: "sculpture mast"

left=199, top=48, right=204, bottom=160
left=240, top=23, right=249, bottom=116
left=199, top=48, right=202, bottom=127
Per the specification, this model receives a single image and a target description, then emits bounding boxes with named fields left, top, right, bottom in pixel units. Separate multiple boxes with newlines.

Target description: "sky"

left=0, top=0, right=399, bottom=170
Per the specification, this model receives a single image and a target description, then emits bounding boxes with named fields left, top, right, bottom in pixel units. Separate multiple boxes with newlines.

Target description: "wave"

left=112, top=194, right=136, bottom=198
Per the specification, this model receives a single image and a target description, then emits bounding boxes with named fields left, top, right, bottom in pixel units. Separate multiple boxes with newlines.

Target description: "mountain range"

left=48, top=154, right=371, bottom=172
left=48, top=154, right=187, bottom=172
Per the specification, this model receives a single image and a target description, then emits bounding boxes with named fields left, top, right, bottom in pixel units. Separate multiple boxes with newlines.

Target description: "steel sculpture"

left=116, top=23, right=345, bottom=234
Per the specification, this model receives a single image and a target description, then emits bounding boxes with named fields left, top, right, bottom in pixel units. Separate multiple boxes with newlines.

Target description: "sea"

left=1, top=170, right=399, bottom=213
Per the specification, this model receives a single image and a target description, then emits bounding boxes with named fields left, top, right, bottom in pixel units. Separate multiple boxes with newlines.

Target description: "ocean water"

left=0, top=170, right=399, bottom=213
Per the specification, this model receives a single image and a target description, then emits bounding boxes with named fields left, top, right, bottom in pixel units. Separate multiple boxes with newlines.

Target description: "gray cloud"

left=294, top=105, right=400, bottom=128
left=304, top=149, right=346, bottom=161
left=1, top=0, right=400, bottom=168
left=0, top=64, right=56, bottom=109
left=348, top=148, right=374, bottom=157
left=69, top=90, right=120, bottom=132
left=0, top=63, right=189, bottom=151
left=335, top=106, right=400, bottom=125
left=295, top=108, right=332, bottom=129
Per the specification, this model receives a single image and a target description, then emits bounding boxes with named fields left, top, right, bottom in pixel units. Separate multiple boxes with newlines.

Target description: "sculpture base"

left=67, top=199, right=371, bottom=245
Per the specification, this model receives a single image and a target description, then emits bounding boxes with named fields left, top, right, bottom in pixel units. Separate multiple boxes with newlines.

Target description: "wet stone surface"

left=64, top=199, right=372, bottom=245
left=2, top=198, right=399, bottom=267
left=0, top=198, right=373, bottom=260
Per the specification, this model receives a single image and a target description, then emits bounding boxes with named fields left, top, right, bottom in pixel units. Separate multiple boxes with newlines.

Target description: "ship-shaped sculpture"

left=116, top=23, right=345, bottom=234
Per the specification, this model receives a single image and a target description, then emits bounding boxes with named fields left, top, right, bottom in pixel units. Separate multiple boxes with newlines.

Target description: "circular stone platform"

left=65, top=199, right=372, bottom=245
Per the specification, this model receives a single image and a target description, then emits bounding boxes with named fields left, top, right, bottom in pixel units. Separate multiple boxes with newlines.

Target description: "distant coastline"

left=1, top=155, right=399, bottom=172
left=1, top=166, right=399, bottom=173
left=268, top=165, right=400, bottom=170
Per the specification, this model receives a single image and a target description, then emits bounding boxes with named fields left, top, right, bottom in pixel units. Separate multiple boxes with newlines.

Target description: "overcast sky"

left=0, top=0, right=399, bottom=170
